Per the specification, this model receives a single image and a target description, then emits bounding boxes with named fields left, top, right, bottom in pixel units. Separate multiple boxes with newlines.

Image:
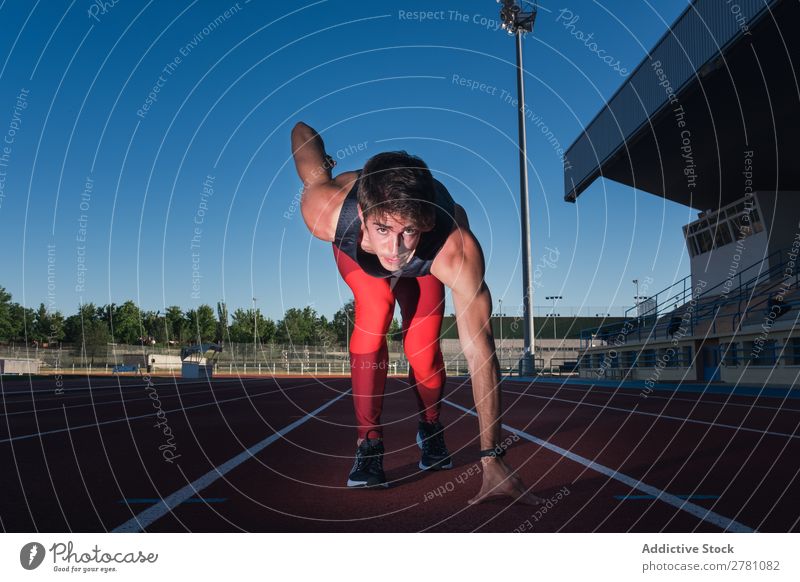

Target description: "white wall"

left=690, top=230, right=768, bottom=295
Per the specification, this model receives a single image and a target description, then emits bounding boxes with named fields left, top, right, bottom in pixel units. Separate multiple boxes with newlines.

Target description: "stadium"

left=0, top=0, right=798, bottom=550
left=567, top=0, right=800, bottom=388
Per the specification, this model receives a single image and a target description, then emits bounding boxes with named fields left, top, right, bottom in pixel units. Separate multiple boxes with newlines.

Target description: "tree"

left=0, top=286, right=13, bottom=341
left=64, top=303, right=98, bottom=344
left=7, top=303, right=35, bottom=343
left=31, top=303, right=49, bottom=343
left=186, top=304, right=216, bottom=343
left=229, top=308, right=277, bottom=344
left=216, top=302, right=229, bottom=343
left=259, top=316, right=276, bottom=344
left=314, top=315, right=337, bottom=352
left=110, top=301, right=142, bottom=345
left=141, top=310, right=166, bottom=344
left=331, top=300, right=355, bottom=344
left=164, top=306, right=185, bottom=344
left=32, top=303, right=65, bottom=344
left=276, top=306, right=319, bottom=344
left=81, top=320, right=111, bottom=366
left=388, top=318, right=402, bottom=342
left=48, top=311, right=66, bottom=344
left=229, top=308, right=253, bottom=343
left=62, top=303, right=110, bottom=365
left=98, top=303, right=114, bottom=328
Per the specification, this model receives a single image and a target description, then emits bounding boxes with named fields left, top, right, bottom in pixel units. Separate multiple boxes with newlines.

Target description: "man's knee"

left=407, top=349, right=445, bottom=386
left=355, top=301, right=393, bottom=333
left=350, top=299, right=393, bottom=353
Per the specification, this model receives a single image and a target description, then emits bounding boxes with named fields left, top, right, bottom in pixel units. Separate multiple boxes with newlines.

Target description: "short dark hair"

left=357, top=151, right=436, bottom=230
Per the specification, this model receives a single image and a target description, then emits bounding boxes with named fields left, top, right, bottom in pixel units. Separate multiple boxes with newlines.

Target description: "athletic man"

left=291, top=122, right=541, bottom=505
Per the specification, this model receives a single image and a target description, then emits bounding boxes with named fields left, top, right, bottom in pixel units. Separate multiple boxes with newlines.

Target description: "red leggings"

left=334, top=245, right=446, bottom=439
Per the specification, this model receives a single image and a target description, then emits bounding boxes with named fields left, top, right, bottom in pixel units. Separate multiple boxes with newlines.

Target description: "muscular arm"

left=290, top=122, right=354, bottom=242
left=432, top=225, right=542, bottom=506
left=291, top=121, right=335, bottom=187
left=431, top=229, right=500, bottom=450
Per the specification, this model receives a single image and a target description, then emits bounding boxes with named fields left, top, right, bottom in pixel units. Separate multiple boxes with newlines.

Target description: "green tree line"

left=0, top=287, right=401, bottom=348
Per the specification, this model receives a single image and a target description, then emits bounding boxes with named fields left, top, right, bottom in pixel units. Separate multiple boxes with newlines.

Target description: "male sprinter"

left=291, top=122, right=541, bottom=505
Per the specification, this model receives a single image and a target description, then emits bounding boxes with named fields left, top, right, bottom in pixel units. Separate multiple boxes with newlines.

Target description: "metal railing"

left=2, top=349, right=548, bottom=380
left=581, top=247, right=800, bottom=348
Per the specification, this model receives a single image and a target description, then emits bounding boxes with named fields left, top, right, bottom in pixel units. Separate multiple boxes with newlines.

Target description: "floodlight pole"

left=500, top=1, right=538, bottom=376
left=516, top=32, right=537, bottom=375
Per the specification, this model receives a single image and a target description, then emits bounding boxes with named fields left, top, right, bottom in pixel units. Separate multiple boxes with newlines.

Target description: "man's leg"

left=395, top=274, right=451, bottom=471
left=333, top=246, right=394, bottom=441
left=395, top=274, right=446, bottom=422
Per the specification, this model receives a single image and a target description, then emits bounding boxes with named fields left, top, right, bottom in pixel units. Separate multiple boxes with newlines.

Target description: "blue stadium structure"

left=566, top=0, right=800, bottom=386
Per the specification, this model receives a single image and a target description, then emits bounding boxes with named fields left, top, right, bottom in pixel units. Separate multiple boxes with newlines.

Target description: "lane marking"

left=119, top=498, right=227, bottom=504
left=112, top=390, right=350, bottom=533
left=0, top=379, right=321, bottom=419
left=615, top=494, right=720, bottom=501
left=507, top=376, right=800, bottom=401
left=1, top=385, right=247, bottom=418
left=0, top=376, right=293, bottom=397
left=504, top=381, right=800, bottom=414
left=0, top=382, right=323, bottom=444
left=503, top=388, right=800, bottom=440
left=443, top=399, right=754, bottom=533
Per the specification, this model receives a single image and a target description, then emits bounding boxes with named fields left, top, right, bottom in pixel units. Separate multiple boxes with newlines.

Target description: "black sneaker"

left=347, top=438, right=388, bottom=488
left=416, top=421, right=453, bottom=470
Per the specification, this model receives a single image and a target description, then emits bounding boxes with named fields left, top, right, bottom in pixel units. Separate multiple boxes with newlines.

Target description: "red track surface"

left=1, top=375, right=798, bottom=532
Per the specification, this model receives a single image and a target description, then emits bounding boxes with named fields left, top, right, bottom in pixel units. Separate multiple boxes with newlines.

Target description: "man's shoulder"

left=430, top=226, right=483, bottom=287
left=333, top=170, right=360, bottom=188
left=308, top=170, right=358, bottom=199
left=301, top=171, right=359, bottom=241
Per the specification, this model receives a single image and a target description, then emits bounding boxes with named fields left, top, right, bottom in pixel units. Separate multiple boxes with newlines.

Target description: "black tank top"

left=333, top=173, right=457, bottom=279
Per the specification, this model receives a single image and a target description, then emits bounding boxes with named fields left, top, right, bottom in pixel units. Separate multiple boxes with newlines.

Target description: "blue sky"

left=0, top=0, right=695, bottom=320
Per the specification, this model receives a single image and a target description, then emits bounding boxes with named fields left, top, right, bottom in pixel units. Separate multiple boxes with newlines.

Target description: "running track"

left=0, top=374, right=798, bottom=532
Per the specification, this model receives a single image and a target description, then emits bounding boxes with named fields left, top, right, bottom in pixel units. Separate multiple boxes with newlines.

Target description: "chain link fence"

left=0, top=341, right=548, bottom=377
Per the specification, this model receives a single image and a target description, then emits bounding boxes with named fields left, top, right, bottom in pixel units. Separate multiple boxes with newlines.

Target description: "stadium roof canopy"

left=563, top=0, right=799, bottom=210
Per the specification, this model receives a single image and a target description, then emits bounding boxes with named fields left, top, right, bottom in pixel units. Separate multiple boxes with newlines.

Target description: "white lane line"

left=0, top=376, right=303, bottom=398
left=112, top=390, right=350, bottom=533
left=443, top=399, right=754, bottom=533
left=507, top=377, right=799, bottom=403
left=503, top=388, right=800, bottom=441
left=0, top=382, right=322, bottom=445
left=0, top=379, right=321, bottom=419
left=504, top=380, right=800, bottom=414
left=0, top=386, right=237, bottom=418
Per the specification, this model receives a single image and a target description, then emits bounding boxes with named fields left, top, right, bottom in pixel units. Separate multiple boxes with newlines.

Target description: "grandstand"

left=564, top=0, right=800, bottom=386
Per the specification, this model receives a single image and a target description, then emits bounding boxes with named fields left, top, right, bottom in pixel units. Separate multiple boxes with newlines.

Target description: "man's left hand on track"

left=468, top=457, right=544, bottom=506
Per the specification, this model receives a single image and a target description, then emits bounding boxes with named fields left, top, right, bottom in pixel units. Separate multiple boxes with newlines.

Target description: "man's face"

left=359, top=209, right=428, bottom=272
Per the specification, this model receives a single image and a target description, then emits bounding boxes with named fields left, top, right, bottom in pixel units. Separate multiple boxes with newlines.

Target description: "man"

left=291, top=121, right=541, bottom=505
